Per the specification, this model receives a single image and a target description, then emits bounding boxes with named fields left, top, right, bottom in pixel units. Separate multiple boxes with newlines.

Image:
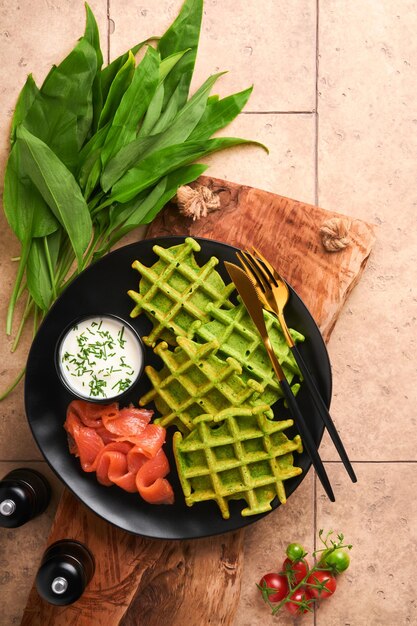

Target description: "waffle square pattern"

left=128, top=238, right=235, bottom=347
left=173, top=406, right=303, bottom=519
left=140, top=336, right=265, bottom=433
left=189, top=300, right=303, bottom=407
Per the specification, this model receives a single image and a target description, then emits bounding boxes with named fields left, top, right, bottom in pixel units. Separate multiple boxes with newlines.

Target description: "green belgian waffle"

left=139, top=336, right=266, bottom=434
left=189, top=299, right=304, bottom=407
left=128, top=237, right=235, bottom=347
left=173, top=406, right=303, bottom=519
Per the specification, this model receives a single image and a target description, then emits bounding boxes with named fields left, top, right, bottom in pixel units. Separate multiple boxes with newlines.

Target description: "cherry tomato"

left=307, top=570, right=337, bottom=599
left=282, top=557, right=309, bottom=585
left=285, top=588, right=312, bottom=615
left=322, top=548, right=350, bottom=573
left=286, top=542, right=305, bottom=562
left=258, top=573, right=289, bottom=602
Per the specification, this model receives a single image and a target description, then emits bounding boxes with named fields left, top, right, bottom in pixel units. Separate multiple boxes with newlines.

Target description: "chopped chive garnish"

left=60, top=318, right=138, bottom=399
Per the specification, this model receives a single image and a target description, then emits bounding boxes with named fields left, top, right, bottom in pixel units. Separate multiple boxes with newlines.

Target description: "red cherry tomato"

left=282, top=557, right=309, bottom=585
left=258, top=572, right=289, bottom=602
left=285, top=588, right=312, bottom=615
left=307, top=570, right=337, bottom=599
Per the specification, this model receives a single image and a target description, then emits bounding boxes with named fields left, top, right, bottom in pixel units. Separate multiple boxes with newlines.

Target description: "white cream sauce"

left=58, top=316, right=143, bottom=400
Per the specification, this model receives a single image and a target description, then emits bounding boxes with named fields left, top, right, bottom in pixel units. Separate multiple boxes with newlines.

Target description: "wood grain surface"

left=148, top=176, right=376, bottom=342
left=21, top=176, right=375, bottom=626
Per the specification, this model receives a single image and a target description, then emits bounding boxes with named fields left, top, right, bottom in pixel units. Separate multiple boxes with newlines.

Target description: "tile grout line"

left=107, top=0, right=111, bottom=65
left=314, top=0, right=320, bottom=208
left=321, top=459, right=417, bottom=464
left=242, top=111, right=316, bottom=115
left=313, top=472, right=317, bottom=626
left=314, top=3, right=319, bottom=622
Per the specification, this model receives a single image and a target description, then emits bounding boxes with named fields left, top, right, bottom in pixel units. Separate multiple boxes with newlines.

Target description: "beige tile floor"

left=0, top=1, right=416, bottom=624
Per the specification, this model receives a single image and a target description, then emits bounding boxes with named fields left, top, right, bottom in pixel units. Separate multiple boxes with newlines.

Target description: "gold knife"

left=224, top=261, right=335, bottom=502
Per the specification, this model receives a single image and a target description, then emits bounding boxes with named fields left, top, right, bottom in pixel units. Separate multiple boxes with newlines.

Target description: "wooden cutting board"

left=21, top=176, right=375, bottom=626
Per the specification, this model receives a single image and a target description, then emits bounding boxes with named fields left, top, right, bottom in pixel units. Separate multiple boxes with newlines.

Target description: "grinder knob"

left=0, top=468, right=51, bottom=528
left=36, top=540, right=95, bottom=606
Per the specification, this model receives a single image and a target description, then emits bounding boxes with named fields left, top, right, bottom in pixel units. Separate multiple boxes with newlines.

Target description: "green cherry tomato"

left=322, top=548, right=350, bottom=573
left=286, top=542, right=306, bottom=562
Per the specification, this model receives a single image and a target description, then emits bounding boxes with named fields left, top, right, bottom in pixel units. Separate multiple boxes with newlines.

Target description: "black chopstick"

left=279, top=377, right=336, bottom=502
left=291, top=344, right=357, bottom=483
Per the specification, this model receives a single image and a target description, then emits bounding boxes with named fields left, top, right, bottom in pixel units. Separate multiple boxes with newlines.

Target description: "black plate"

left=25, top=237, right=331, bottom=539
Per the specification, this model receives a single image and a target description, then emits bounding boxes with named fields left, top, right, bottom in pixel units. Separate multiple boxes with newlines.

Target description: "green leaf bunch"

left=1, top=0, right=266, bottom=399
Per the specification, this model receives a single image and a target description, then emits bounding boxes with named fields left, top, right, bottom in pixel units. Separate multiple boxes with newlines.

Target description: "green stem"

left=88, top=191, right=106, bottom=212
left=33, top=305, right=45, bottom=338
left=16, top=279, right=27, bottom=302
left=0, top=366, right=26, bottom=401
left=55, top=242, right=75, bottom=287
left=43, top=236, right=57, bottom=300
left=11, top=294, right=34, bottom=353
left=33, top=304, right=39, bottom=337
left=81, top=229, right=103, bottom=270
left=6, top=243, right=30, bottom=335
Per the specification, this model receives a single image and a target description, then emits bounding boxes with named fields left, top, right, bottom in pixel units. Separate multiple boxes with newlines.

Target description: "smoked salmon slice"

left=102, top=406, right=153, bottom=437
left=136, top=449, right=175, bottom=505
left=95, top=442, right=138, bottom=491
left=74, top=427, right=105, bottom=472
left=117, top=424, right=166, bottom=458
left=64, top=400, right=174, bottom=505
left=69, top=400, right=119, bottom=428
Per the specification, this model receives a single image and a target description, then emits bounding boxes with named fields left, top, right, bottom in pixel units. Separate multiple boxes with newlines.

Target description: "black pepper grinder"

left=0, top=467, right=51, bottom=528
left=36, top=540, right=95, bottom=605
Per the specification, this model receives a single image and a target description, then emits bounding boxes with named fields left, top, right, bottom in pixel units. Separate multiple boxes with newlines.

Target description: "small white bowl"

left=55, top=314, right=145, bottom=403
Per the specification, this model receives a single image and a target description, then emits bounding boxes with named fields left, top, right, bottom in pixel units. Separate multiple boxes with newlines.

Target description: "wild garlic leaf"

left=16, top=126, right=92, bottom=267
left=101, top=72, right=224, bottom=190
left=157, top=0, right=203, bottom=109
left=77, top=123, right=110, bottom=191
left=105, top=137, right=256, bottom=205
left=84, top=154, right=102, bottom=200
left=189, top=86, right=253, bottom=141
left=10, top=74, right=39, bottom=145
left=100, top=38, right=156, bottom=105
left=22, top=37, right=97, bottom=170
left=159, top=49, right=190, bottom=83
left=109, top=178, right=167, bottom=234
left=138, top=83, right=165, bottom=138
left=3, top=142, right=59, bottom=243
left=140, top=163, right=208, bottom=224
left=142, top=72, right=226, bottom=154
left=137, top=49, right=189, bottom=138
left=105, top=163, right=207, bottom=247
left=3, top=141, right=60, bottom=332
left=26, top=231, right=61, bottom=310
left=101, top=46, right=160, bottom=165
left=100, top=133, right=159, bottom=192
left=84, top=3, right=103, bottom=68
left=104, top=141, right=210, bottom=204
left=107, top=137, right=267, bottom=206
left=150, top=75, right=186, bottom=134
left=84, top=3, right=104, bottom=133
left=98, top=51, right=136, bottom=130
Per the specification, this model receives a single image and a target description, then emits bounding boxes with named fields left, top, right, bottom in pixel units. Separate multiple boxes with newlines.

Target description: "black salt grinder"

left=0, top=467, right=51, bottom=528
left=35, top=539, right=95, bottom=605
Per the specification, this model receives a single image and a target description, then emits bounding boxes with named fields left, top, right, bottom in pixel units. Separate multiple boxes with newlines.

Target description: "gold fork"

left=237, top=247, right=294, bottom=346
left=236, top=247, right=357, bottom=484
